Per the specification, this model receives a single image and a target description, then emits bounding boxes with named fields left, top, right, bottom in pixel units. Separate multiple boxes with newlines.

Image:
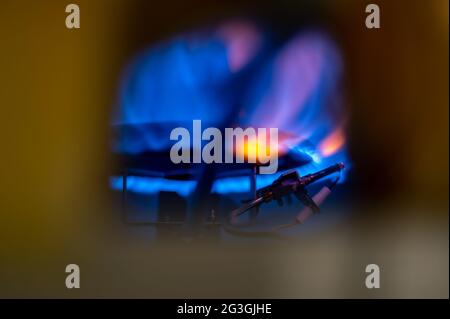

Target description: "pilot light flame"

left=319, top=125, right=346, bottom=157
left=233, top=133, right=279, bottom=163
left=111, top=20, right=351, bottom=195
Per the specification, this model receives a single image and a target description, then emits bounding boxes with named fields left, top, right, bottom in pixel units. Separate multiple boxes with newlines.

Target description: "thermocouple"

left=225, top=162, right=345, bottom=237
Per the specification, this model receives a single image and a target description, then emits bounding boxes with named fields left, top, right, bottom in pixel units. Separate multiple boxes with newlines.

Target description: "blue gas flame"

left=111, top=21, right=350, bottom=196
